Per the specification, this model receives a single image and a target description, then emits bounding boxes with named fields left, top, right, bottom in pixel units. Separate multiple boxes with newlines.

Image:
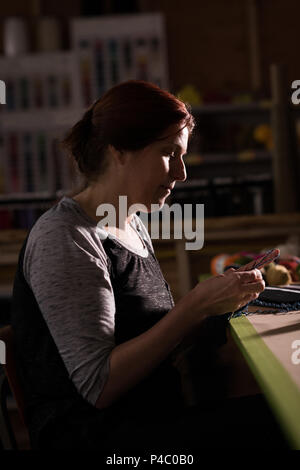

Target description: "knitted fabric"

left=231, top=286, right=300, bottom=318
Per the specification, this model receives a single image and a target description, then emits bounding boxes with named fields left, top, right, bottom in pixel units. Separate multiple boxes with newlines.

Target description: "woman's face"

left=124, top=123, right=189, bottom=212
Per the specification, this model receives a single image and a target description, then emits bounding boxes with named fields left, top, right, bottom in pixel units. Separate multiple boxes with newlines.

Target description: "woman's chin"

left=143, top=202, right=165, bottom=213
left=152, top=196, right=168, bottom=210
left=135, top=193, right=169, bottom=213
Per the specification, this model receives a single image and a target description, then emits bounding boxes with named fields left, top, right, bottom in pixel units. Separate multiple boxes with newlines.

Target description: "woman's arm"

left=96, top=268, right=264, bottom=408
left=96, top=299, right=197, bottom=409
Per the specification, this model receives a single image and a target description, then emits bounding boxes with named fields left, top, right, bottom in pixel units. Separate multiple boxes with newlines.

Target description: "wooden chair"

left=0, top=325, right=29, bottom=450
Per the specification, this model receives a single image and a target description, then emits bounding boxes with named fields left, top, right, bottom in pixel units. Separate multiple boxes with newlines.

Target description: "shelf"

left=0, top=253, right=19, bottom=266
left=185, top=150, right=272, bottom=166
left=1, top=212, right=299, bottom=241
left=192, top=101, right=272, bottom=114
left=0, top=192, right=56, bottom=202
left=0, top=229, right=28, bottom=243
left=0, top=108, right=84, bottom=131
left=174, top=172, right=272, bottom=190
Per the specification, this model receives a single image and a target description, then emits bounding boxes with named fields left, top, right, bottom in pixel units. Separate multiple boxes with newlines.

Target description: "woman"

left=11, top=81, right=282, bottom=450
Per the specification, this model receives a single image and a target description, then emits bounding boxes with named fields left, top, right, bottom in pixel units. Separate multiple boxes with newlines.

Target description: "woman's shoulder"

left=28, top=196, right=95, bottom=237
left=25, top=196, right=108, bottom=261
left=23, top=196, right=110, bottom=285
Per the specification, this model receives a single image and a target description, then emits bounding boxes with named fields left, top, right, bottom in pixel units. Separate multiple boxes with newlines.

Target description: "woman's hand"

left=177, top=268, right=265, bottom=327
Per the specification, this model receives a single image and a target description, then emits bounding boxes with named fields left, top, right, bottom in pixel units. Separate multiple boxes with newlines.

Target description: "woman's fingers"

left=231, top=268, right=265, bottom=307
left=192, top=267, right=265, bottom=319
left=235, top=293, right=259, bottom=311
left=242, top=279, right=265, bottom=294
left=242, top=292, right=260, bottom=304
left=224, top=267, right=235, bottom=276
left=237, top=269, right=263, bottom=282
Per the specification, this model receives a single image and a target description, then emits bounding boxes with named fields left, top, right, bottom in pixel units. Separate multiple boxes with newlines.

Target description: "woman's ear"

left=108, top=144, right=127, bottom=166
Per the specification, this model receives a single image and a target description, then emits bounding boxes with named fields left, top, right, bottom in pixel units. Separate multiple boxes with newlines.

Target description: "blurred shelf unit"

left=170, top=99, right=276, bottom=217
left=171, top=174, right=273, bottom=219
left=0, top=108, right=83, bottom=191
left=71, top=13, right=169, bottom=105
left=0, top=110, right=81, bottom=229
left=0, top=50, right=84, bottom=231
left=0, top=16, right=298, bottom=228
left=0, top=13, right=169, bottom=230
left=0, top=52, right=82, bottom=112
left=191, top=101, right=272, bottom=114
left=0, top=13, right=168, bottom=112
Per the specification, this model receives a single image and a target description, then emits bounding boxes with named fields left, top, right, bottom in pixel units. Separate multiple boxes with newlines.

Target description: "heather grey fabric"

left=23, top=196, right=153, bottom=406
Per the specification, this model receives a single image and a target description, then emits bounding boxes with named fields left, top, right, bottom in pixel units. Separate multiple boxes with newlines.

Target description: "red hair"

left=62, top=80, right=195, bottom=182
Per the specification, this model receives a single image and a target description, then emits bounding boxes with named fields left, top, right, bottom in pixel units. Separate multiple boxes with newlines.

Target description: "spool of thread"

left=3, top=17, right=29, bottom=56
left=36, top=17, right=62, bottom=52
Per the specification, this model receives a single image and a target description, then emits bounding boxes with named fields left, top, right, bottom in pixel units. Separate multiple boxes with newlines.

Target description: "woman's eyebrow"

left=164, top=143, right=186, bottom=154
left=174, top=143, right=187, bottom=155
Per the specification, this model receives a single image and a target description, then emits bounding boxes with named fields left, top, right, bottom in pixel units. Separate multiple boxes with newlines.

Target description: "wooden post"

left=247, top=0, right=262, bottom=93
left=30, top=0, right=41, bottom=16
left=270, top=64, right=298, bottom=213
left=175, top=240, right=192, bottom=297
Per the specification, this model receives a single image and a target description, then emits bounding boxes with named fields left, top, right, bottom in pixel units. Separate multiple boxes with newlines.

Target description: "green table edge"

left=229, top=315, right=300, bottom=449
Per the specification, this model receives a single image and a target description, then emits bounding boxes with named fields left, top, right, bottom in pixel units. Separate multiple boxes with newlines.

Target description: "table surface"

left=230, top=308, right=300, bottom=449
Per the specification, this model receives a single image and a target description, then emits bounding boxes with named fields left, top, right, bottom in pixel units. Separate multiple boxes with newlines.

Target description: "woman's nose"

left=172, top=157, right=187, bottom=182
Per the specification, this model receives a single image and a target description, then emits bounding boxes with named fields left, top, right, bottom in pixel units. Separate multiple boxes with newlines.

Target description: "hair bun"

left=63, top=107, right=94, bottom=173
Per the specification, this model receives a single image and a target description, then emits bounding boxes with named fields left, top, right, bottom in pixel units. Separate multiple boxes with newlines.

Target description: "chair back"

left=0, top=325, right=26, bottom=425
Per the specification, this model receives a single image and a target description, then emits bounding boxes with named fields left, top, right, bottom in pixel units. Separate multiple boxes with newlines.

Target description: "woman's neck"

left=72, top=185, right=134, bottom=229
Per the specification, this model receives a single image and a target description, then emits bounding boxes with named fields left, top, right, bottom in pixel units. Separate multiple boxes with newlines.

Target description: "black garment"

left=101, top=236, right=183, bottom=416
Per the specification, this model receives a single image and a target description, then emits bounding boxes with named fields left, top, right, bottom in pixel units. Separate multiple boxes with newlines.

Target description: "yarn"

left=230, top=286, right=300, bottom=319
